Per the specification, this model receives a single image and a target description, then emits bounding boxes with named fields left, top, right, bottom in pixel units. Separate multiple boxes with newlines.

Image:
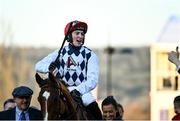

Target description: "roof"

left=157, top=15, right=180, bottom=43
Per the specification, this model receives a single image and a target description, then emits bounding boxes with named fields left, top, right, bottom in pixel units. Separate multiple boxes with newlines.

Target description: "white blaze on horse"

left=42, top=91, right=50, bottom=121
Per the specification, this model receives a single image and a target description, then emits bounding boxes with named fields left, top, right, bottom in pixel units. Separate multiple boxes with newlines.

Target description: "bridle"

left=36, top=72, right=88, bottom=120
left=38, top=79, right=75, bottom=120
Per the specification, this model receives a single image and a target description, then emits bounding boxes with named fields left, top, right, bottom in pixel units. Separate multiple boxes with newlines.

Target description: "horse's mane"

left=56, top=79, right=77, bottom=116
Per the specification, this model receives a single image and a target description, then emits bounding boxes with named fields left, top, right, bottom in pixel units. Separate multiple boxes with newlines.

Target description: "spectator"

left=101, top=96, right=121, bottom=120
left=117, top=103, right=124, bottom=120
left=0, top=86, right=43, bottom=120
left=168, top=48, right=180, bottom=73
left=172, top=95, right=180, bottom=121
left=3, top=98, right=16, bottom=111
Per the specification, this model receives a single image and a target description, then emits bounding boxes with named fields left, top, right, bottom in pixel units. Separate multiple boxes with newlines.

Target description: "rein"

left=39, top=78, right=77, bottom=120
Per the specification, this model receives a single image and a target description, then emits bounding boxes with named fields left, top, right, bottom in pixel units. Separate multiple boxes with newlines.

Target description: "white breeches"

left=82, top=92, right=95, bottom=106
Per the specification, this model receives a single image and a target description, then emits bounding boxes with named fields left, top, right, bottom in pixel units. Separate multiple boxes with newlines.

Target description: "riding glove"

left=48, top=61, right=60, bottom=72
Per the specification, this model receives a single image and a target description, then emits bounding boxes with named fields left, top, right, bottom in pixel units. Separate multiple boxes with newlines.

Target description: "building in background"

left=150, top=15, right=180, bottom=121
left=0, top=15, right=180, bottom=120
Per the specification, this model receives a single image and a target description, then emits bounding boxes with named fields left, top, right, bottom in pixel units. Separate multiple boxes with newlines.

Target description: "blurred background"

left=0, top=0, right=180, bottom=120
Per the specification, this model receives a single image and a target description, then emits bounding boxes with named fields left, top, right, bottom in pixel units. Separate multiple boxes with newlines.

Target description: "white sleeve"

left=35, top=49, right=59, bottom=73
left=75, top=52, right=99, bottom=95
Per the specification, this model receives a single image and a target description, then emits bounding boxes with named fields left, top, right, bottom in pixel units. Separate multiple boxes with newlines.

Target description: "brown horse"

left=35, top=72, right=88, bottom=120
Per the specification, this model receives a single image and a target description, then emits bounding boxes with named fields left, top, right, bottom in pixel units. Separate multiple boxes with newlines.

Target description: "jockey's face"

left=71, top=30, right=85, bottom=47
left=102, top=104, right=117, bottom=121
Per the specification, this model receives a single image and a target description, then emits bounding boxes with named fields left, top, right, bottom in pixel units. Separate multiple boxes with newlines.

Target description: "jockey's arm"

left=35, top=49, right=59, bottom=73
left=69, top=53, right=99, bottom=95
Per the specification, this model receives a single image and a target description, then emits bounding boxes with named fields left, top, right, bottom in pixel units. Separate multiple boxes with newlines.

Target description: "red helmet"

left=64, top=20, right=88, bottom=37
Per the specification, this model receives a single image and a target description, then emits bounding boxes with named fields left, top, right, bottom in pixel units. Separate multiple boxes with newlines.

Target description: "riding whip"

left=54, top=22, right=73, bottom=66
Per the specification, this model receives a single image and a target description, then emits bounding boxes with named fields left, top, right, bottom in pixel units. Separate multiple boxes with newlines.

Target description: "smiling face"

left=71, top=30, right=85, bottom=47
left=102, top=104, right=117, bottom=121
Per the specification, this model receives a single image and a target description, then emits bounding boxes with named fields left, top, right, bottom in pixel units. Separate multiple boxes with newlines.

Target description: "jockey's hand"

left=168, top=51, right=180, bottom=67
left=49, top=61, right=60, bottom=71
left=70, top=89, right=83, bottom=105
left=48, top=61, right=60, bottom=76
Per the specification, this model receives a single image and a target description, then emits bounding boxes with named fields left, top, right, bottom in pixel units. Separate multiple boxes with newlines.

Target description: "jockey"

left=35, top=20, right=102, bottom=119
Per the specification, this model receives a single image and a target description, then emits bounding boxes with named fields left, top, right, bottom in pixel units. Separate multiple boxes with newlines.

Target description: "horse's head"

left=35, top=72, right=77, bottom=120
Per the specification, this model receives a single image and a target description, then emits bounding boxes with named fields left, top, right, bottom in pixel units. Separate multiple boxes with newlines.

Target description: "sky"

left=0, top=0, right=180, bottom=48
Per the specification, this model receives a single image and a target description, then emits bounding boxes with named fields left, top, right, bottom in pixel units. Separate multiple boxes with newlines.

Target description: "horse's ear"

left=48, top=72, right=55, bottom=80
left=48, top=72, right=56, bottom=82
left=48, top=72, right=59, bottom=85
left=35, top=73, right=43, bottom=86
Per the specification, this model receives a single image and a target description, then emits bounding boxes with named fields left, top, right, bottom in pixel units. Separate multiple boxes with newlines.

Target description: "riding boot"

left=86, top=101, right=102, bottom=120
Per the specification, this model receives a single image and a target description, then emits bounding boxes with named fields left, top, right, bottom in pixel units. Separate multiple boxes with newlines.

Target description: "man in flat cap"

left=0, top=86, right=43, bottom=120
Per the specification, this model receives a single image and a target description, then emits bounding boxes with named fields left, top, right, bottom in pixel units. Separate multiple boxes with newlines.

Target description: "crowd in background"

left=0, top=85, right=124, bottom=120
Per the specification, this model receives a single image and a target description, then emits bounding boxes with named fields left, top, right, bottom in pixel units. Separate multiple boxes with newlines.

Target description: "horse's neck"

left=59, top=82, right=76, bottom=114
